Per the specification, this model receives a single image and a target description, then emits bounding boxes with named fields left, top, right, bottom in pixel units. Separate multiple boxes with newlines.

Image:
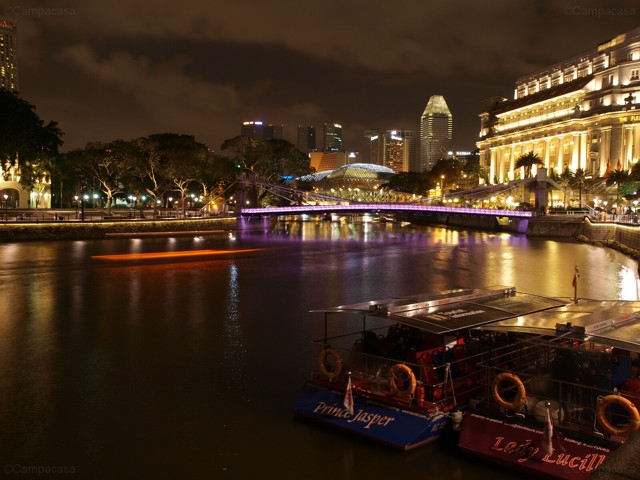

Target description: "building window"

left=602, top=74, right=613, bottom=87
left=631, top=69, right=640, bottom=81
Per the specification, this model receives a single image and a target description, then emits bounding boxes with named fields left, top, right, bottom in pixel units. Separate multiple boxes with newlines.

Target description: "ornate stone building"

left=478, top=27, right=640, bottom=184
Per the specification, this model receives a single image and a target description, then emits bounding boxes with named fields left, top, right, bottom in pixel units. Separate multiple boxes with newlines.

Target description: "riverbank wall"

left=0, top=217, right=237, bottom=242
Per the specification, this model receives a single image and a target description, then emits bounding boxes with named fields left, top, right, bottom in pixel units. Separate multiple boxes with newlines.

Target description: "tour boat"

left=292, top=286, right=568, bottom=450
left=458, top=299, right=640, bottom=479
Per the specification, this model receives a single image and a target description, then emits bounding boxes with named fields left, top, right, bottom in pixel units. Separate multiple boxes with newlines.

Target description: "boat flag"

left=344, top=372, right=354, bottom=415
left=572, top=267, right=579, bottom=288
left=617, top=159, right=622, bottom=170
left=604, top=160, right=611, bottom=178
left=541, top=402, right=554, bottom=456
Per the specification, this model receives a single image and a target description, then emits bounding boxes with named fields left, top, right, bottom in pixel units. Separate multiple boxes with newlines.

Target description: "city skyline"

left=2, top=2, right=639, bottom=160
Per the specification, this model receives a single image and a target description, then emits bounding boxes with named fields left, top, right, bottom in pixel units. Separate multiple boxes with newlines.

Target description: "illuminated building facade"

left=0, top=19, right=18, bottom=91
left=323, top=123, right=342, bottom=151
left=419, top=95, right=453, bottom=172
left=478, top=27, right=640, bottom=184
left=240, top=120, right=283, bottom=140
left=365, top=130, right=416, bottom=173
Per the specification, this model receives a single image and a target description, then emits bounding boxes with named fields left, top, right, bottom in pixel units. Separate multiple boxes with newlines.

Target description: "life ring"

left=389, top=363, right=417, bottom=397
left=596, top=394, right=640, bottom=436
left=318, top=347, right=343, bottom=381
left=492, top=372, right=526, bottom=410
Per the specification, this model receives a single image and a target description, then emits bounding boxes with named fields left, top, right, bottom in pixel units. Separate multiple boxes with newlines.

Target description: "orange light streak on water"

left=91, top=249, right=263, bottom=261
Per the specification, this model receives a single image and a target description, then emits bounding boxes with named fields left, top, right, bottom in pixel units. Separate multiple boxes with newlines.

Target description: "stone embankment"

left=529, top=215, right=640, bottom=260
left=0, top=217, right=237, bottom=242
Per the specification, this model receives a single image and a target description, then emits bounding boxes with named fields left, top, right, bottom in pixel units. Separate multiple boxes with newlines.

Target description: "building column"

left=600, top=127, right=611, bottom=175
left=610, top=123, right=623, bottom=169
left=633, top=124, right=640, bottom=165
left=579, top=132, right=588, bottom=170
left=557, top=136, right=564, bottom=173
left=624, top=125, right=633, bottom=169
left=544, top=138, right=550, bottom=170
left=571, top=133, right=580, bottom=171
left=490, top=148, right=497, bottom=184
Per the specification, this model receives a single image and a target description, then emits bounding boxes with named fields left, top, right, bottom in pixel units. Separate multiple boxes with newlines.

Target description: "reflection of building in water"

left=478, top=26, right=640, bottom=184
left=0, top=158, right=51, bottom=209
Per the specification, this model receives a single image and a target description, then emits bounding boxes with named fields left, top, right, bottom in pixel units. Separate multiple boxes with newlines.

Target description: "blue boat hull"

left=292, top=382, right=447, bottom=450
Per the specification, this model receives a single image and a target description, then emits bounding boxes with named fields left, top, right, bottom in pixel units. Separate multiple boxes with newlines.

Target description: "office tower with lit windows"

left=0, top=19, right=18, bottom=91
left=240, top=121, right=283, bottom=140
left=478, top=26, right=640, bottom=185
left=419, top=95, right=453, bottom=172
left=296, top=125, right=316, bottom=153
left=365, top=130, right=416, bottom=173
left=323, top=123, right=343, bottom=151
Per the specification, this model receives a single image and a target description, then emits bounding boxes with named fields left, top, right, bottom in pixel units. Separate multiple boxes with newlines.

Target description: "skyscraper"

left=240, top=121, right=283, bottom=140
left=419, top=95, right=453, bottom=171
left=365, top=130, right=416, bottom=173
left=323, top=123, right=342, bottom=151
left=0, top=19, right=18, bottom=92
left=296, top=125, right=316, bottom=153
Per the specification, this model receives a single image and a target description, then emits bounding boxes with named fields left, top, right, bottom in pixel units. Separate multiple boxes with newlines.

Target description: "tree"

left=572, top=168, right=588, bottom=208
left=63, top=140, right=139, bottom=213
left=606, top=169, right=630, bottom=205
left=0, top=90, right=63, bottom=199
left=515, top=151, right=543, bottom=179
left=151, top=133, right=209, bottom=217
left=555, top=167, right=573, bottom=208
left=384, top=171, right=430, bottom=195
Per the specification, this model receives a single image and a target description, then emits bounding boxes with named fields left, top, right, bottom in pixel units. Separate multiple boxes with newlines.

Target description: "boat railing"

left=471, top=336, right=640, bottom=441
left=311, top=336, right=486, bottom=410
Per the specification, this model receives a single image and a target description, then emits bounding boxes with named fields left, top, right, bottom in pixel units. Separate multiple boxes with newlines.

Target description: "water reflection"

left=224, top=263, right=247, bottom=395
left=0, top=222, right=638, bottom=479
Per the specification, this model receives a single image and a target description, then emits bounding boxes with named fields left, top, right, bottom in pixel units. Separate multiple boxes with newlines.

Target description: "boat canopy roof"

left=476, top=300, right=640, bottom=351
left=311, top=287, right=568, bottom=335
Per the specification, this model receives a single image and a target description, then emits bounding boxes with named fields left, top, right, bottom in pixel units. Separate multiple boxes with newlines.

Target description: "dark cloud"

left=6, top=0, right=640, bottom=158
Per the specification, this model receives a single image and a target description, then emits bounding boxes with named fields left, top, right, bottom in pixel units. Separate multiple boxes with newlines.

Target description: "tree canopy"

left=515, top=151, right=543, bottom=178
left=0, top=90, right=64, bottom=191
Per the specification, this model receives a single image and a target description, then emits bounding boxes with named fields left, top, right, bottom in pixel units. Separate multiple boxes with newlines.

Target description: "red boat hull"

left=458, top=411, right=614, bottom=479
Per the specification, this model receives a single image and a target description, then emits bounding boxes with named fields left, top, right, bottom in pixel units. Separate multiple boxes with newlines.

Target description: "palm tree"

left=515, top=151, right=543, bottom=179
left=557, top=167, right=573, bottom=208
left=572, top=168, right=588, bottom=208
left=606, top=169, right=630, bottom=205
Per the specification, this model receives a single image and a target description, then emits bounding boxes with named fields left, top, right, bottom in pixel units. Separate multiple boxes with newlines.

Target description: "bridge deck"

left=240, top=204, right=534, bottom=218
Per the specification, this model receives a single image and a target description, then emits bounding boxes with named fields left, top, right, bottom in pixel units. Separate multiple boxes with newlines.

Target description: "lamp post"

left=3, top=194, right=7, bottom=221
left=74, top=195, right=79, bottom=219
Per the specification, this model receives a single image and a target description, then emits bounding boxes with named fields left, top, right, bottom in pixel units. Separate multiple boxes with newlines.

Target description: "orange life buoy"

left=318, top=347, right=343, bottom=381
left=492, top=372, right=526, bottom=410
left=596, top=394, right=640, bottom=436
left=389, top=363, right=417, bottom=397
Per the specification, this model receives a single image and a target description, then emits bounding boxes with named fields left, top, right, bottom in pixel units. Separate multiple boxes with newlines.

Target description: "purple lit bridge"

left=239, top=204, right=533, bottom=232
left=240, top=204, right=533, bottom=218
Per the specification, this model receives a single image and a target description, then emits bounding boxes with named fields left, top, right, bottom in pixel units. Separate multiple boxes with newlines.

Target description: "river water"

left=0, top=218, right=637, bottom=479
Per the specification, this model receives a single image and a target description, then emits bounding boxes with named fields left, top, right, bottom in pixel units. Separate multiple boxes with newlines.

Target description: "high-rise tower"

left=0, top=19, right=18, bottom=92
left=365, top=130, right=416, bottom=173
left=323, top=123, right=342, bottom=151
left=419, top=95, right=452, bottom=171
left=296, top=125, right=316, bottom=153
left=240, top=121, right=283, bottom=140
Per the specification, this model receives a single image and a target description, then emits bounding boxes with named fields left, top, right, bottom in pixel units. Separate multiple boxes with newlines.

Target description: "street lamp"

left=3, top=193, right=7, bottom=221
left=74, top=195, right=79, bottom=218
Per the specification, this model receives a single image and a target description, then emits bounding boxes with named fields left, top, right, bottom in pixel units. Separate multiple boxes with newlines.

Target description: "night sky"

left=6, top=0, right=640, bottom=160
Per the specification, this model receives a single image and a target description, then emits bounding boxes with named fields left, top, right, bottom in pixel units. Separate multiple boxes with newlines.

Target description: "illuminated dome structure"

left=297, top=163, right=395, bottom=191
